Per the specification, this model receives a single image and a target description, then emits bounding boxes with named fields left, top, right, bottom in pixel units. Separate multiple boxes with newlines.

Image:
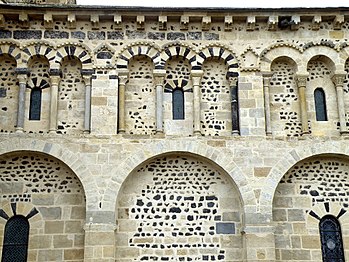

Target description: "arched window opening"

left=319, top=215, right=345, bottom=262
left=172, top=88, right=184, bottom=120
left=314, top=88, right=328, bottom=121
left=1, top=215, right=30, bottom=262
left=29, top=87, right=42, bottom=120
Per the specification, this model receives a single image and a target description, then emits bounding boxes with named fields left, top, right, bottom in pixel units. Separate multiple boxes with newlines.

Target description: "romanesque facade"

left=0, top=1, right=349, bottom=261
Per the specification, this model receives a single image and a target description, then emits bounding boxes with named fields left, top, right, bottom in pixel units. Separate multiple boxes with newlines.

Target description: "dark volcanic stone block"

left=148, top=32, right=165, bottom=40
left=88, top=31, right=105, bottom=40
left=216, top=222, right=235, bottom=234
left=167, top=32, right=185, bottom=40
left=14, top=30, right=42, bottom=39
left=204, top=32, right=219, bottom=40
left=187, top=32, right=202, bottom=40
left=107, top=31, right=124, bottom=40
left=0, top=30, right=12, bottom=39
left=71, top=31, right=86, bottom=39
left=126, top=30, right=146, bottom=39
left=44, top=30, right=69, bottom=39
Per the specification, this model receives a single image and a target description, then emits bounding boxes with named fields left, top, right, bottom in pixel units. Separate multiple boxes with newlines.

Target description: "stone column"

left=332, top=73, right=348, bottom=135
left=117, top=71, right=129, bottom=134
left=191, top=70, right=203, bottom=135
left=15, top=68, right=28, bottom=133
left=48, top=69, right=61, bottom=134
left=296, top=74, right=310, bottom=135
left=153, top=69, right=166, bottom=134
left=262, top=73, right=273, bottom=136
left=84, top=223, right=116, bottom=262
left=227, top=72, right=240, bottom=135
left=82, top=70, right=94, bottom=134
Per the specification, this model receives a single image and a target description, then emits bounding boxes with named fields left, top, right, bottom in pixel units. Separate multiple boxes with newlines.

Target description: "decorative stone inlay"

left=117, top=155, right=242, bottom=261
left=270, top=59, right=301, bottom=137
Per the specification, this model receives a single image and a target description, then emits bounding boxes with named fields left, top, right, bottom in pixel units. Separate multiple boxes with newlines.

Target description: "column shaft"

left=15, top=74, right=27, bottom=132
left=333, top=74, right=348, bottom=134
left=296, top=75, right=309, bottom=135
left=49, top=75, right=61, bottom=133
left=153, top=70, right=166, bottom=134
left=191, top=70, right=203, bottom=135
left=228, top=75, right=239, bottom=135
left=118, top=73, right=128, bottom=134
left=263, top=74, right=273, bottom=136
left=83, top=75, right=92, bottom=133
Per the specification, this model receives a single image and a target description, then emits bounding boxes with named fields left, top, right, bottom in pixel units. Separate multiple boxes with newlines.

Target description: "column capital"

left=296, top=73, right=309, bottom=87
left=153, top=69, right=166, bottom=86
left=332, top=73, right=346, bottom=86
left=17, top=73, right=28, bottom=84
left=82, top=75, right=92, bottom=86
left=261, top=71, right=274, bottom=78
left=153, top=69, right=166, bottom=77
left=118, top=70, right=129, bottom=85
left=191, top=70, right=203, bottom=86
left=50, top=74, right=61, bottom=86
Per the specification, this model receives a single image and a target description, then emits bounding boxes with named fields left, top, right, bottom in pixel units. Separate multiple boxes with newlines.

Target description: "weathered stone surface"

left=13, top=30, right=42, bottom=39
left=44, top=30, right=69, bottom=39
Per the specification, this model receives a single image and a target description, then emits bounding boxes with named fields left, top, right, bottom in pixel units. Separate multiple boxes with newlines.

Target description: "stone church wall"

left=0, top=3, right=349, bottom=262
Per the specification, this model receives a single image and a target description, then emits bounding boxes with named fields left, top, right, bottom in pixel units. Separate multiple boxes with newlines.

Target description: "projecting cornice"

left=0, top=4, right=348, bottom=31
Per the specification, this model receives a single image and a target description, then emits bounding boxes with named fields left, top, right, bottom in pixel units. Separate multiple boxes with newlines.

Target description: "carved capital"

left=191, top=70, right=203, bottom=86
left=332, top=74, right=346, bottom=87
left=17, top=74, right=28, bottom=84
left=153, top=69, right=166, bottom=86
left=296, top=74, right=309, bottom=87
left=50, top=75, right=61, bottom=86
left=262, top=72, right=274, bottom=86
left=83, top=75, right=92, bottom=86
left=227, top=77, right=238, bottom=86
left=118, top=75, right=128, bottom=86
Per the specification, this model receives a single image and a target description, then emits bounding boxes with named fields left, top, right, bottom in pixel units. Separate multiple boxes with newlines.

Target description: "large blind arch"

left=319, top=215, right=345, bottom=262
left=1, top=215, right=30, bottom=262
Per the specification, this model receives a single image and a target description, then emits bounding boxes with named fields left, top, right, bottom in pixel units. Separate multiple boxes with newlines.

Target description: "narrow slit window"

left=1, top=215, right=30, bottom=262
left=314, top=88, right=327, bottom=121
left=319, top=215, right=345, bottom=262
left=29, top=87, right=42, bottom=120
left=172, top=88, right=184, bottom=120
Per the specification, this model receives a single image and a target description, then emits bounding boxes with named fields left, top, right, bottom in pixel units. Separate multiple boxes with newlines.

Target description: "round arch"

left=260, top=45, right=302, bottom=72
left=0, top=41, right=22, bottom=67
left=198, top=44, right=240, bottom=72
left=303, top=46, right=343, bottom=72
left=260, top=141, right=349, bottom=211
left=115, top=42, right=161, bottom=69
left=55, top=43, right=93, bottom=70
left=105, top=140, right=256, bottom=214
left=0, top=138, right=98, bottom=211
left=21, top=42, right=56, bottom=69
left=160, top=43, right=197, bottom=70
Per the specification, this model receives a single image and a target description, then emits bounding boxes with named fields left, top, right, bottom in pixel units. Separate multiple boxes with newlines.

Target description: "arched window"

left=1, top=215, right=30, bottom=262
left=29, top=87, right=42, bottom=120
left=314, top=88, right=327, bottom=121
left=319, top=215, right=345, bottom=262
left=172, top=88, right=184, bottom=120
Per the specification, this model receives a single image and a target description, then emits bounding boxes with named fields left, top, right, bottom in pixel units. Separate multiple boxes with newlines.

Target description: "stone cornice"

left=0, top=4, right=348, bottom=32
